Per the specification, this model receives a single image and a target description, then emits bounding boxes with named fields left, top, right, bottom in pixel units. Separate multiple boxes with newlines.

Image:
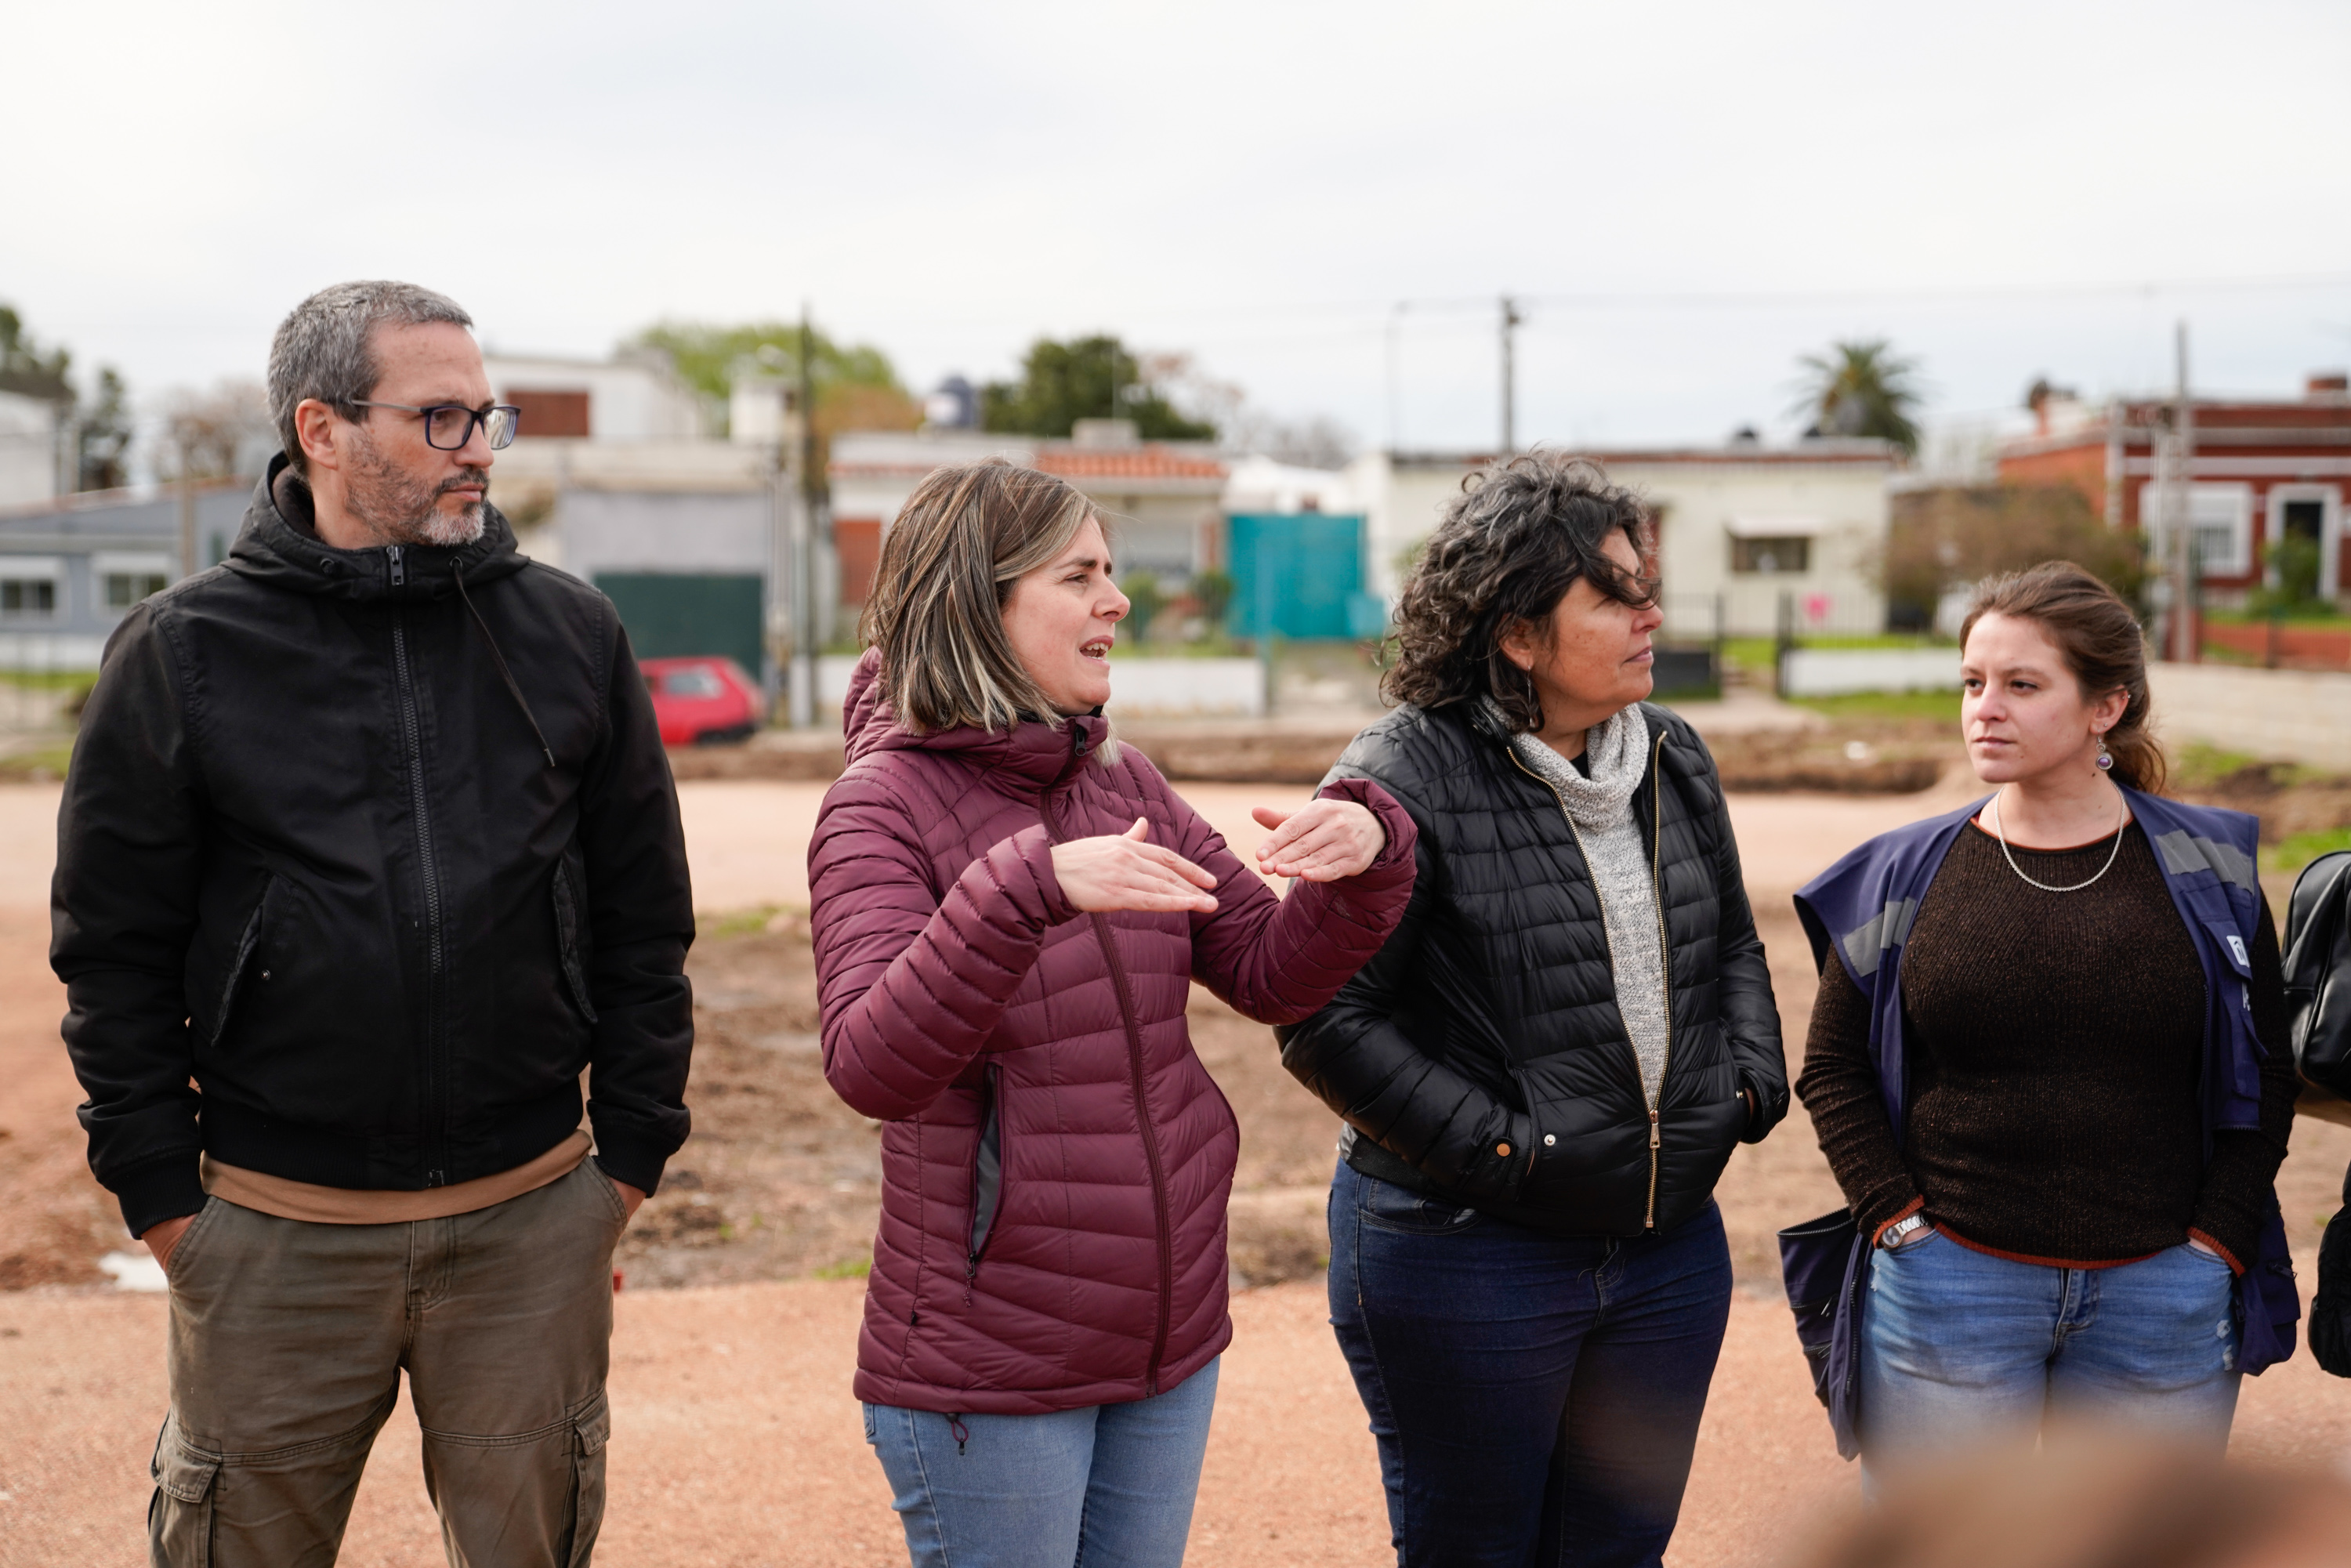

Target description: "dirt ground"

left=8, top=733, right=2351, bottom=1565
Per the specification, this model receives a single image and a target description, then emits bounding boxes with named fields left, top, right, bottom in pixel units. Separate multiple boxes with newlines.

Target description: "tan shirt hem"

left=201, top=1130, right=594, bottom=1224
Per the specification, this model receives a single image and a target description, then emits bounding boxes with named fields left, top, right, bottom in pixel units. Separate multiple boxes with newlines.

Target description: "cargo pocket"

left=149, top=1415, right=223, bottom=1568
left=560, top=1392, right=610, bottom=1568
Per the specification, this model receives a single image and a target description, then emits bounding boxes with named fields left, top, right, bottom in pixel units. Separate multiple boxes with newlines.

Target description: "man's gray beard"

left=346, top=429, right=487, bottom=548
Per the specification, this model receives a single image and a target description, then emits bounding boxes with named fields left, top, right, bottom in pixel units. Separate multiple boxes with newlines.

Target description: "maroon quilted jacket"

left=811, top=653, right=1415, bottom=1415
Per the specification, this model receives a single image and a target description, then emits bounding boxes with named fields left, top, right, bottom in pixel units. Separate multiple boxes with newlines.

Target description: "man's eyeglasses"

left=350, top=400, right=522, bottom=451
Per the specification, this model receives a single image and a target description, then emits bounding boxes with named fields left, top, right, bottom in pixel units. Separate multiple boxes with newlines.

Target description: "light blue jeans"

left=863, top=1359, right=1219, bottom=1568
left=1860, top=1230, right=2241, bottom=1472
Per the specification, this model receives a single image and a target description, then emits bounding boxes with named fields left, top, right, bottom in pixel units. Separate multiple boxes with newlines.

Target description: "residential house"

left=1998, top=373, right=2351, bottom=603
left=1343, top=441, right=1897, bottom=640
left=0, top=480, right=249, bottom=670
left=827, top=420, right=1230, bottom=603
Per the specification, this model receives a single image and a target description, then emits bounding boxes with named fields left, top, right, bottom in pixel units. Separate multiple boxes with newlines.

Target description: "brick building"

left=1998, top=374, right=2351, bottom=603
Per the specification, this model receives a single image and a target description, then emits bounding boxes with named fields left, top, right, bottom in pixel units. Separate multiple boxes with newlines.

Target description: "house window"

left=2140, top=482, right=2253, bottom=578
left=105, top=572, right=168, bottom=609
left=505, top=388, right=591, bottom=439
left=0, top=578, right=56, bottom=616
left=1731, top=536, right=1810, bottom=574
left=94, top=553, right=176, bottom=616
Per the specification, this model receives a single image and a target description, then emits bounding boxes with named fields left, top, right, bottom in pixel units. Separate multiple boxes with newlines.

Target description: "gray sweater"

left=1498, top=702, right=1671, bottom=1107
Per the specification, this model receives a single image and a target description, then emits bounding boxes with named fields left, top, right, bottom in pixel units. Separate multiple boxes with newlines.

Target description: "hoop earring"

left=2095, top=735, right=2114, bottom=772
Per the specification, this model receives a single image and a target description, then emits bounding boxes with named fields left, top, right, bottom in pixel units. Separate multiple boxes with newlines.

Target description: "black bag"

left=2284, top=849, right=2351, bottom=1096
left=2312, top=1169, right=2351, bottom=1379
left=2289, top=851, right=2351, bottom=1379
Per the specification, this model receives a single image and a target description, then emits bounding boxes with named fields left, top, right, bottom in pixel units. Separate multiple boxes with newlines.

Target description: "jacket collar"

left=224, top=452, right=531, bottom=602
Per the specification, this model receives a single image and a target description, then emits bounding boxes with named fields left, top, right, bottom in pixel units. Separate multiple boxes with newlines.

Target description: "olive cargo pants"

left=148, top=1159, right=628, bottom=1567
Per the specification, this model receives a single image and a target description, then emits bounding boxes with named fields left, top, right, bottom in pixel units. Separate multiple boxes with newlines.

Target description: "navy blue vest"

left=1783, top=790, right=2297, bottom=1459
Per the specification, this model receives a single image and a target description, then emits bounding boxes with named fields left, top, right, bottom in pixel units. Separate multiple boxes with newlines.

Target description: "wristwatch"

left=1881, top=1214, right=1928, bottom=1248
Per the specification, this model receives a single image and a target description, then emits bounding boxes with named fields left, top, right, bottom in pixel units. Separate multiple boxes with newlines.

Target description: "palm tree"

left=1791, top=339, right=1924, bottom=458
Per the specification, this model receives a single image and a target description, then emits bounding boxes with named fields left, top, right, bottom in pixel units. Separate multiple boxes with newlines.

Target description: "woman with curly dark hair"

left=1280, top=451, right=1788, bottom=1567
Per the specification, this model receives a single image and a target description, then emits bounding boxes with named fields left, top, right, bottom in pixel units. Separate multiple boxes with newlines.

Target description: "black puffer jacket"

left=54, top=458, right=694, bottom=1236
left=1279, top=699, right=1785, bottom=1236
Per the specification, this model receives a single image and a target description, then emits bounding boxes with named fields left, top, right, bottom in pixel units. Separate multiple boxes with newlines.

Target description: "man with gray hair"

left=54, top=281, right=695, bottom=1565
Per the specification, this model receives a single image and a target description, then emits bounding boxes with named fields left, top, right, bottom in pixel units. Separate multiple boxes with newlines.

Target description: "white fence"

left=816, top=654, right=1267, bottom=719
left=1778, top=647, right=1962, bottom=698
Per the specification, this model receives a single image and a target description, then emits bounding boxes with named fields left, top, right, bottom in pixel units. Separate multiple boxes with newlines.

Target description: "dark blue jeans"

left=1328, top=1160, right=1732, bottom=1568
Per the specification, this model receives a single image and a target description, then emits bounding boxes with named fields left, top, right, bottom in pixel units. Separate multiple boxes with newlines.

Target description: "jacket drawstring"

left=947, top=1414, right=969, bottom=1456
left=451, top=564, right=556, bottom=769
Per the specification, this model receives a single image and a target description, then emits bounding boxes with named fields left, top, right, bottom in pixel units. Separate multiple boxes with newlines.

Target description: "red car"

left=643, top=657, right=764, bottom=746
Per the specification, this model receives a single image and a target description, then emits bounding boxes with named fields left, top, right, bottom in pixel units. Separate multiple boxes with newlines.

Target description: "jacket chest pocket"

left=552, top=856, right=600, bottom=1024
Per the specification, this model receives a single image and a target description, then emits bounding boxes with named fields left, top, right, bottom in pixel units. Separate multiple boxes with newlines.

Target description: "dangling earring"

left=2095, top=734, right=2114, bottom=772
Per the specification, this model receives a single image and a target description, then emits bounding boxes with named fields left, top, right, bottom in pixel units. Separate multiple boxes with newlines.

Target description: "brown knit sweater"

left=1795, top=818, right=2295, bottom=1272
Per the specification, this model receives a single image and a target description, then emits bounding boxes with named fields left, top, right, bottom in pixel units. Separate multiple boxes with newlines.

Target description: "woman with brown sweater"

left=1795, top=563, right=2298, bottom=1472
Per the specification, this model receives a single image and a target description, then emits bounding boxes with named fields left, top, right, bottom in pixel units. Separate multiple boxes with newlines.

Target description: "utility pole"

left=1498, top=294, right=1522, bottom=454
left=789, top=307, right=821, bottom=729
left=2161, top=321, right=2197, bottom=664
left=176, top=438, right=197, bottom=581
left=1385, top=301, right=1410, bottom=454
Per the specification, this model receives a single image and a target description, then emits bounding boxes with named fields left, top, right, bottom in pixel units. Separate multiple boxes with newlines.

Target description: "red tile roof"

left=1031, top=445, right=1226, bottom=481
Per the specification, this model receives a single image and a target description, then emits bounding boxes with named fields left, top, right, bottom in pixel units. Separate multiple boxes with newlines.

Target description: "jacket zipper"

left=387, top=545, right=450, bottom=1185
left=1643, top=728, right=1672, bottom=1231
left=1039, top=759, right=1176, bottom=1397
left=1506, top=733, right=1674, bottom=1229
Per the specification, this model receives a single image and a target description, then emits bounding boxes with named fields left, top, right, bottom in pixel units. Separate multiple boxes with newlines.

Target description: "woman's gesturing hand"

left=1050, top=818, right=1220, bottom=914
left=1253, top=799, right=1388, bottom=882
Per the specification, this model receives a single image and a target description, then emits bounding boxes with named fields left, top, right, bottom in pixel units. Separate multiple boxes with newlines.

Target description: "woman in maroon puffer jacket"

left=810, top=460, right=1416, bottom=1568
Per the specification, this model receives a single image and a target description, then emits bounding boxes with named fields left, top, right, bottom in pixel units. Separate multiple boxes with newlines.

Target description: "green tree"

left=0, top=304, right=73, bottom=404
left=982, top=335, right=1216, bottom=440
left=78, top=365, right=132, bottom=491
left=1883, top=484, right=2144, bottom=626
left=1792, top=339, right=1925, bottom=458
left=628, top=320, right=921, bottom=444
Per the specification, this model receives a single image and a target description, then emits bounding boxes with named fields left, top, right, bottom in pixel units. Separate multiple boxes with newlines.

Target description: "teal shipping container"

left=1226, top=513, right=1380, bottom=641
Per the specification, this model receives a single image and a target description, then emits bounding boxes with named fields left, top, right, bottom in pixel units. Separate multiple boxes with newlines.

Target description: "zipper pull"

left=1648, top=1110, right=1661, bottom=1151
left=386, top=545, right=405, bottom=587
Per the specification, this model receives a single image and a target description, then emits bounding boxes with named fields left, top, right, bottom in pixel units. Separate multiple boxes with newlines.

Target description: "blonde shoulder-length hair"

left=860, top=458, right=1111, bottom=748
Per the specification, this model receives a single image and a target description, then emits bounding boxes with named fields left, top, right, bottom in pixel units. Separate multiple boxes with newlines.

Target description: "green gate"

left=594, top=573, right=765, bottom=674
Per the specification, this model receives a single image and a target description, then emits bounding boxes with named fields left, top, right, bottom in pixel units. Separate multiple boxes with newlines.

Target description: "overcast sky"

left=9, top=0, right=2349, bottom=457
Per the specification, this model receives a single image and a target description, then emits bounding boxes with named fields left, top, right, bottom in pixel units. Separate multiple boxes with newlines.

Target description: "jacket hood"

left=225, top=452, right=531, bottom=602
left=841, top=646, right=1107, bottom=793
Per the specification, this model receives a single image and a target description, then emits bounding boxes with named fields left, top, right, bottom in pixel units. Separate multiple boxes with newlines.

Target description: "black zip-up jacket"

left=1278, top=699, right=1787, bottom=1237
left=55, top=458, right=695, bottom=1237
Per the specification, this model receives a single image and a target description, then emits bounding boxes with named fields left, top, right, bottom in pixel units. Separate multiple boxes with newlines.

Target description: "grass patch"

left=2269, top=827, right=2351, bottom=877
left=810, top=1255, right=872, bottom=1280
left=0, top=741, right=74, bottom=780
left=698, top=904, right=786, bottom=940
left=2170, top=742, right=2266, bottom=791
left=1788, top=690, right=1962, bottom=725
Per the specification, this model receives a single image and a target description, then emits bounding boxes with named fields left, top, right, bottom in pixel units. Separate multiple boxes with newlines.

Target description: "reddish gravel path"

left=7, top=776, right=2351, bottom=1565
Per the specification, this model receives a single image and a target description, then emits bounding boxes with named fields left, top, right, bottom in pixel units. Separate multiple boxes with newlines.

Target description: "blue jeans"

left=1327, top=1160, right=1733, bottom=1568
left=1860, top=1230, right=2241, bottom=1470
left=863, top=1358, right=1219, bottom=1568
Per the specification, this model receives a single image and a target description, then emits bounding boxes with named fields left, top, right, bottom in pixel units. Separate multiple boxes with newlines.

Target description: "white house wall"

left=1616, top=462, right=1888, bottom=640
left=554, top=490, right=773, bottom=578
left=0, top=393, right=61, bottom=508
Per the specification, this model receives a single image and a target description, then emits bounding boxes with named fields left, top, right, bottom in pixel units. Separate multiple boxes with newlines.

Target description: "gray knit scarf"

left=1493, top=701, right=1671, bottom=1106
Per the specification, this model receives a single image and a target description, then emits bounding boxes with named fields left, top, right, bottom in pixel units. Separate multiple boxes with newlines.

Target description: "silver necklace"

left=1988, top=784, right=2128, bottom=893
